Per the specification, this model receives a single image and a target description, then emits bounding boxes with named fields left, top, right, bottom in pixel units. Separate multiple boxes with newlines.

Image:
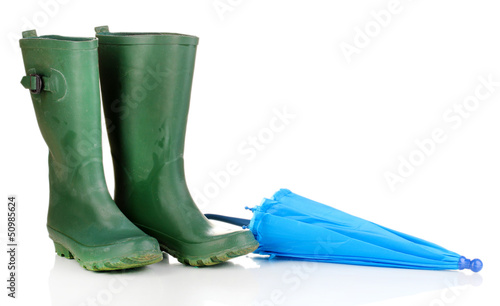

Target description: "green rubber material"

left=19, top=30, right=163, bottom=271
left=95, top=26, right=259, bottom=266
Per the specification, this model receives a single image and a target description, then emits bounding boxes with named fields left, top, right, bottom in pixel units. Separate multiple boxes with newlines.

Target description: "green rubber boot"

left=19, top=30, right=163, bottom=271
left=95, top=26, right=259, bottom=266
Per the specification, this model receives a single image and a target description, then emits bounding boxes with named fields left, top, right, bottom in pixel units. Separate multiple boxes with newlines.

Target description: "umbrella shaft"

left=204, top=214, right=250, bottom=227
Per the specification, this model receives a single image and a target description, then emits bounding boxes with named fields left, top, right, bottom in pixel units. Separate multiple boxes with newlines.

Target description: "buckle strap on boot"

left=20, top=30, right=64, bottom=97
left=20, top=74, right=53, bottom=94
left=20, top=29, right=44, bottom=95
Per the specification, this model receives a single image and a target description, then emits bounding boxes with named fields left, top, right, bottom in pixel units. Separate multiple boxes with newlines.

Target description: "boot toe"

left=51, top=229, right=163, bottom=271
left=159, top=229, right=259, bottom=267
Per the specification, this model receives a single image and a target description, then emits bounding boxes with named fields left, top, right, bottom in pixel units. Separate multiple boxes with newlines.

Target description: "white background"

left=1, top=0, right=499, bottom=305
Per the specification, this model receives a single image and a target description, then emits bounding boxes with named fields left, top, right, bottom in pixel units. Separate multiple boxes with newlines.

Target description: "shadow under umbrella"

left=248, top=256, right=482, bottom=306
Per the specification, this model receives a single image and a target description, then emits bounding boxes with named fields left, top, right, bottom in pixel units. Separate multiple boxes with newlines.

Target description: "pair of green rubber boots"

left=19, top=26, right=259, bottom=271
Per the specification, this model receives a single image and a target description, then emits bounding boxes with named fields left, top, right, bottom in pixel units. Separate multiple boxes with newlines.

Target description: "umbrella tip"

left=471, top=259, right=483, bottom=272
left=458, top=256, right=483, bottom=272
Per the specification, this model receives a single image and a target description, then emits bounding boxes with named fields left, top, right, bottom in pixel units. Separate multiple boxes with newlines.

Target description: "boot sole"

left=49, top=227, right=163, bottom=271
left=160, top=242, right=259, bottom=267
left=54, top=242, right=163, bottom=271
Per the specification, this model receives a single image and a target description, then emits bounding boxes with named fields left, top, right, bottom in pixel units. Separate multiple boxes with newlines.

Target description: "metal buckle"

left=30, top=74, right=43, bottom=94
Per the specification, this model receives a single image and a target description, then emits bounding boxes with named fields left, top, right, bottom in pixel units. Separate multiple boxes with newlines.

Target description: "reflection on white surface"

left=49, top=253, right=482, bottom=306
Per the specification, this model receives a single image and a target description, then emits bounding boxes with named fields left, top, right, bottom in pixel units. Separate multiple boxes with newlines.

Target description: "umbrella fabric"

left=243, top=189, right=482, bottom=271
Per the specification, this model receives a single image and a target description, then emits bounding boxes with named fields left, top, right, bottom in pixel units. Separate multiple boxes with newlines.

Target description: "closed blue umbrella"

left=206, top=189, right=482, bottom=272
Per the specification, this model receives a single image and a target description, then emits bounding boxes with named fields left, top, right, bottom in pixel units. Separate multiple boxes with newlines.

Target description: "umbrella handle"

left=204, top=214, right=250, bottom=227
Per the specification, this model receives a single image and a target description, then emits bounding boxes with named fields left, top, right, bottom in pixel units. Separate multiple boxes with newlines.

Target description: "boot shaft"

left=20, top=30, right=110, bottom=206
left=20, top=31, right=103, bottom=169
left=96, top=27, right=199, bottom=183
